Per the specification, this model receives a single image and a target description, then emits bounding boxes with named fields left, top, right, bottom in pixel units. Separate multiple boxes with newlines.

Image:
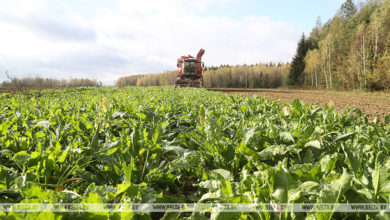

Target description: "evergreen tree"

left=287, top=33, right=309, bottom=86
left=341, top=0, right=357, bottom=19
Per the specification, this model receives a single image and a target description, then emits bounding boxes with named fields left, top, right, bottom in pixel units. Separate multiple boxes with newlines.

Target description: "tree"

left=355, top=23, right=368, bottom=89
left=310, top=17, right=323, bottom=44
left=341, top=0, right=357, bottom=19
left=304, top=49, right=320, bottom=87
left=287, top=34, right=310, bottom=86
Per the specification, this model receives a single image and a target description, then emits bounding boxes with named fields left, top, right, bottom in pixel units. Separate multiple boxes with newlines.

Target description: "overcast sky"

left=0, top=0, right=344, bottom=85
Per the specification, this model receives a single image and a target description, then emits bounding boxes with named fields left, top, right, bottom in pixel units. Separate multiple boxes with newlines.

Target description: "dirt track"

left=208, top=88, right=390, bottom=120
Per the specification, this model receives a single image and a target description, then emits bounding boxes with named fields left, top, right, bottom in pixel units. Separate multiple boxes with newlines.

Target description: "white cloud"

left=0, top=0, right=301, bottom=85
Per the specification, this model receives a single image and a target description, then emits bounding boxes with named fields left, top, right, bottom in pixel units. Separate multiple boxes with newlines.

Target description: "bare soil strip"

left=208, top=88, right=390, bottom=120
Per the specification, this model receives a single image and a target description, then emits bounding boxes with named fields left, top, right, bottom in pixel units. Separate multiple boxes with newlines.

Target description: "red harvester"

left=174, top=49, right=205, bottom=88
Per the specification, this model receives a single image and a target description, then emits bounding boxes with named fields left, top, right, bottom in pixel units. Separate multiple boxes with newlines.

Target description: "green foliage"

left=0, top=87, right=389, bottom=219
left=341, top=0, right=357, bottom=19
left=304, top=0, right=390, bottom=91
left=287, top=34, right=311, bottom=86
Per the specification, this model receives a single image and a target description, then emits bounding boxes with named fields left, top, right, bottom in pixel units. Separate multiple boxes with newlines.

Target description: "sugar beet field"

left=0, top=87, right=390, bottom=219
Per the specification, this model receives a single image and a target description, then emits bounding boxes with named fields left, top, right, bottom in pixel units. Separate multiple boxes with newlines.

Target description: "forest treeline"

left=118, top=0, right=390, bottom=91
left=1, top=76, right=102, bottom=88
left=116, top=63, right=289, bottom=88
left=289, top=0, right=390, bottom=91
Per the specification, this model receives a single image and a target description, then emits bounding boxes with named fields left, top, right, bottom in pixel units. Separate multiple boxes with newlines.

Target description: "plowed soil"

left=209, top=88, right=390, bottom=120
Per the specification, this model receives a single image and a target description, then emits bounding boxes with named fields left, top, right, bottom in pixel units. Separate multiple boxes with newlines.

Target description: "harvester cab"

left=174, top=49, right=205, bottom=88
